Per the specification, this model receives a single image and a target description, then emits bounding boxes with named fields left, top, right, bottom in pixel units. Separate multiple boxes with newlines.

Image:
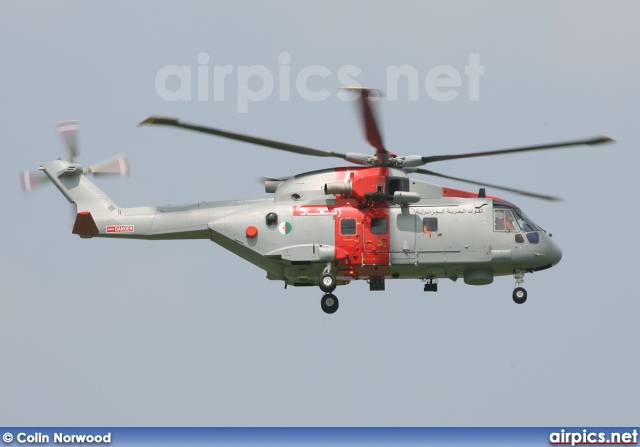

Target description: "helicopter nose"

left=548, top=238, right=563, bottom=266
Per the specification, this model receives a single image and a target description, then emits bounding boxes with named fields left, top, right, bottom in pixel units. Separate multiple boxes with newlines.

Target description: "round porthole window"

left=266, top=212, right=278, bottom=227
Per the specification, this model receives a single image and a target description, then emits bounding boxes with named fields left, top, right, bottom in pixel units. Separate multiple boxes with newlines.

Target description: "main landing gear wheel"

left=319, top=272, right=337, bottom=293
left=513, top=287, right=527, bottom=304
left=321, top=294, right=339, bottom=314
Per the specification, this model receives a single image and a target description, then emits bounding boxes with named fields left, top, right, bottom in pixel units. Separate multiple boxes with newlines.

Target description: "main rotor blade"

left=343, top=87, right=391, bottom=163
left=139, top=117, right=349, bottom=160
left=410, top=168, right=562, bottom=201
left=359, top=88, right=387, bottom=163
left=421, top=136, right=614, bottom=165
left=57, top=120, right=79, bottom=161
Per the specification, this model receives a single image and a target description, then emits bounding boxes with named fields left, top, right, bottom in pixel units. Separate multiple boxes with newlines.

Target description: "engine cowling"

left=323, top=181, right=352, bottom=196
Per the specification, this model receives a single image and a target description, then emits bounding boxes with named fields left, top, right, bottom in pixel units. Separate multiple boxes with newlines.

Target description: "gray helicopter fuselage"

left=44, top=160, right=561, bottom=288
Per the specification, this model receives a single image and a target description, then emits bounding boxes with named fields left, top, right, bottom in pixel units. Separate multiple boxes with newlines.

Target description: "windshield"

left=493, top=202, right=543, bottom=232
left=512, top=208, right=542, bottom=232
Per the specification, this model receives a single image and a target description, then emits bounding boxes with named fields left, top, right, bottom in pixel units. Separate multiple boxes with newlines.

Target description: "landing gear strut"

left=512, top=270, right=527, bottom=304
left=319, top=263, right=339, bottom=314
left=321, top=293, right=339, bottom=314
left=319, top=262, right=337, bottom=293
left=423, top=278, right=438, bottom=292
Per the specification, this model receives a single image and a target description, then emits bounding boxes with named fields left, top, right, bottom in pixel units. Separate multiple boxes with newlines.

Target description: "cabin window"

left=423, top=217, right=438, bottom=233
left=494, top=209, right=520, bottom=232
left=340, top=218, right=357, bottom=235
left=370, top=217, right=388, bottom=234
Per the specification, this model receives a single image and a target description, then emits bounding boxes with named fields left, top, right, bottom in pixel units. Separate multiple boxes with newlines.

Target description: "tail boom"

left=42, top=159, right=257, bottom=240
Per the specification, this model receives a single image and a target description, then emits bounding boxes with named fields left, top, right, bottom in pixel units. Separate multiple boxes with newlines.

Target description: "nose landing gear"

left=512, top=270, right=527, bottom=304
left=513, top=287, right=527, bottom=304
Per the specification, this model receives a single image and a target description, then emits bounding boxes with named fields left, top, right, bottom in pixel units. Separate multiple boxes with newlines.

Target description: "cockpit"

left=493, top=200, right=543, bottom=242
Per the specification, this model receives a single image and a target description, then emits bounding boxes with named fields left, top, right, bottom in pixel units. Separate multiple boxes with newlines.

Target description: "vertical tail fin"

left=41, top=159, right=120, bottom=220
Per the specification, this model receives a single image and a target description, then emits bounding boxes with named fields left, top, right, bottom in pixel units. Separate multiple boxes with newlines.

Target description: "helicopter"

left=22, top=88, right=613, bottom=314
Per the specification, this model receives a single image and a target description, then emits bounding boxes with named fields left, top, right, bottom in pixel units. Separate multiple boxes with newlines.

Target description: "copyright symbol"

left=2, top=433, right=12, bottom=443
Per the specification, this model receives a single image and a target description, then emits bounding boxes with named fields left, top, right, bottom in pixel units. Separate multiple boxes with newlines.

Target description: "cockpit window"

left=512, top=208, right=542, bottom=232
left=494, top=209, right=519, bottom=232
left=494, top=206, right=542, bottom=232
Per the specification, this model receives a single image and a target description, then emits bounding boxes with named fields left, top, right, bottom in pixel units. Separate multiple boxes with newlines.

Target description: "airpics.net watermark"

left=155, top=52, right=484, bottom=113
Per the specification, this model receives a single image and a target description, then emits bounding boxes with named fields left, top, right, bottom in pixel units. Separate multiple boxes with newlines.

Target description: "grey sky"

left=1, top=1, right=639, bottom=426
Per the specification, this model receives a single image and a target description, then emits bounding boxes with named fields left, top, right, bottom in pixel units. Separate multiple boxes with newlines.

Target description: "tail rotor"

left=20, top=169, right=49, bottom=192
left=20, top=120, right=130, bottom=193
left=88, top=153, right=129, bottom=177
left=56, top=120, right=79, bottom=162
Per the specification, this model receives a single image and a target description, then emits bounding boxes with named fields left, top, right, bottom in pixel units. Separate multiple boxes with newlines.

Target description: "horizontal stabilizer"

left=72, top=211, right=99, bottom=238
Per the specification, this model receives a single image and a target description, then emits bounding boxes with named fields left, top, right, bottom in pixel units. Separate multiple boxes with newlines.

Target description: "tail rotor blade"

left=20, top=170, right=49, bottom=193
left=258, top=175, right=290, bottom=183
left=89, top=153, right=130, bottom=177
left=56, top=120, right=79, bottom=161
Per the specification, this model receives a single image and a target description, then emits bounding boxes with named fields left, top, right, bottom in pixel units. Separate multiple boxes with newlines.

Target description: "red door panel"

left=362, top=210, right=390, bottom=265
